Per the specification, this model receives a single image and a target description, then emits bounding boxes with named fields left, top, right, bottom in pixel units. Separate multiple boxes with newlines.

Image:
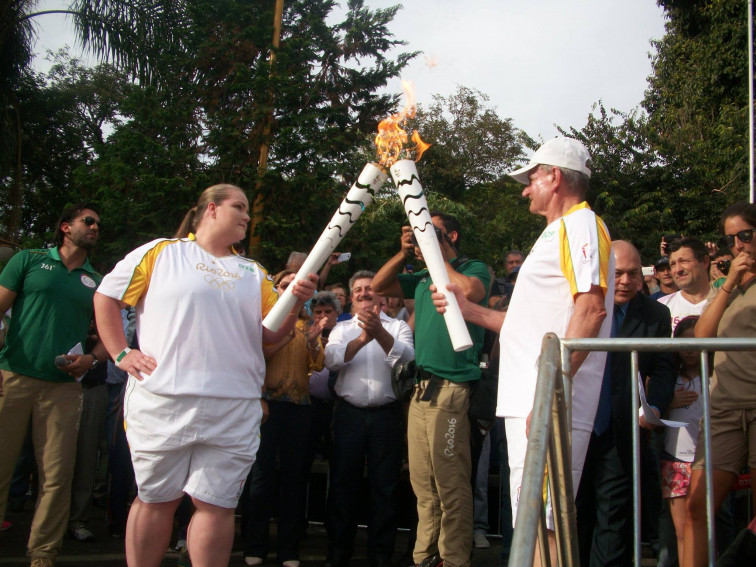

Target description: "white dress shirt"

left=324, top=312, right=414, bottom=408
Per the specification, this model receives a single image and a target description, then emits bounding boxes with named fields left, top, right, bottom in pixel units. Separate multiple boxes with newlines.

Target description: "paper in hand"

left=637, top=372, right=687, bottom=428
left=67, top=342, right=86, bottom=382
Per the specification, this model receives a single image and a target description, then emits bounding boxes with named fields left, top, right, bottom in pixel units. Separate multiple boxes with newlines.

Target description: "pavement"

left=0, top=502, right=506, bottom=567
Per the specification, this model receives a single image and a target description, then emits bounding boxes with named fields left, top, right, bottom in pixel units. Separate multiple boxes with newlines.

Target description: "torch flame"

left=411, top=130, right=431, bottom=162
left=375, top=81, right=431, bottom=167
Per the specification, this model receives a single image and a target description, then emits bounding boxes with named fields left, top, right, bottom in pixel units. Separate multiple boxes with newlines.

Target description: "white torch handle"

left=263, top=163, right=388, bottom=332
left=390, top=160, right=473, bottom=352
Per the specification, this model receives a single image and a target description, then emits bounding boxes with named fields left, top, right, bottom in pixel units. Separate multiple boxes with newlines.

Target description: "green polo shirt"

left=398, top=259, right=490, bottom=383
left=0, top=247, right=102, bottom=382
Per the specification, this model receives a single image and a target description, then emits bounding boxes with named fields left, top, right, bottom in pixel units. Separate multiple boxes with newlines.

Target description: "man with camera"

left=323, top=271, right=414, bottom=567
left=373, top=212, right=490, bottom=567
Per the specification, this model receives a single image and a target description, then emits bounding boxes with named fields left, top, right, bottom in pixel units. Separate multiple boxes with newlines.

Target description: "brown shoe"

left=30, top=558, right=54, bottom=567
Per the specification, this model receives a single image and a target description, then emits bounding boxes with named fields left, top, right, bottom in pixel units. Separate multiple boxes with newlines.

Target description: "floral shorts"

left=661, top=460, right=692, bottom=498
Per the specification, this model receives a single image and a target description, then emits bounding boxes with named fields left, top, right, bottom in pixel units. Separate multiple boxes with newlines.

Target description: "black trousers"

left=327, top=399, right=403, bottom=564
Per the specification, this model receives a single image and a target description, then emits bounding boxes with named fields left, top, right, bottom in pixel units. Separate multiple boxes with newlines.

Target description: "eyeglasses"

left=79, top=216, right=103, bottom=230
left=724, top=228, right=753, bottom=248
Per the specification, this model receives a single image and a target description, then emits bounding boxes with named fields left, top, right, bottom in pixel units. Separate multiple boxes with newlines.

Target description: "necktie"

left=593, top=304, right=623, bottom=435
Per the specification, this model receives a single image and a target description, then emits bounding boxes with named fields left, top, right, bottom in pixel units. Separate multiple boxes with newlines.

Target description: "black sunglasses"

left=724, top=228, right=753, bottom=248
left=79, top=216, right=103, bottom=229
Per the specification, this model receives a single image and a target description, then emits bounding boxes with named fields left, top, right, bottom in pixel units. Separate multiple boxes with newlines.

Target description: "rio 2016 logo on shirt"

left=540, top=229, right=556, bottom=242
left=581, top=243, right=591, bottom=265
left=80, top=275, right=97, bottom=288
left=196, top=263, right=241, bottom=291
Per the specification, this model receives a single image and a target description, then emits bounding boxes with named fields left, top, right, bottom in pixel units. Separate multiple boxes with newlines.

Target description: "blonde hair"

left=174, top=184, right=242, bottom=238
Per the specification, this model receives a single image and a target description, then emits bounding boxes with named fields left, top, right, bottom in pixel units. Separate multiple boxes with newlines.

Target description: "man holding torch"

left=373, top=212, right=490, bottom=567
left=431, top=137, right=614, bottom=565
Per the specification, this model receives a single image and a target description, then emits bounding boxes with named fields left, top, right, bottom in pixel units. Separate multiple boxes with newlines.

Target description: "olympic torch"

left=389, top=160, right=472, bottom=351
left=263, top=163, right=388, bottom=332
left=375, top=81, right=472, bottom=351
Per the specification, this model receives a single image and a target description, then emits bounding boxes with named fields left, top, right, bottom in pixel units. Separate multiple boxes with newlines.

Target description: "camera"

left=410, top=226, right=445, bottom=247
left=716, top=259, right=731, bottom=276
left=661, top=233, right=682, bottom=254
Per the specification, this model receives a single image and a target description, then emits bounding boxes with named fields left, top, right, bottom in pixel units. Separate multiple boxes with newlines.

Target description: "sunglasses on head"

left=79, top=216, right=103, bottom=229
left=724, top=228, right=753, bottom=248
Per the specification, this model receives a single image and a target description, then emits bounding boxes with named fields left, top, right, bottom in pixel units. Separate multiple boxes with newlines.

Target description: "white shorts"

left=504, top=417, right=590, bottom=531
left=124, top=379, right=262, bottom=508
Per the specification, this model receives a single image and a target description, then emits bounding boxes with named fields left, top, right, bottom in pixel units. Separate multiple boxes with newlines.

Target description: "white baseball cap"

left=507, top=137, right=592, bottom=184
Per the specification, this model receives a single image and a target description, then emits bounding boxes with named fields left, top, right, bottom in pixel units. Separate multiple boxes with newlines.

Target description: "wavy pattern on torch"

left=325, top=221, right=350, bottom=238
left=394, top=174, right=421, bottom=187
left=401, top=190, right=426, bottom=206
left=354, top=180, right=377, bottom=196
left=412, top=221, right=435, bottom=236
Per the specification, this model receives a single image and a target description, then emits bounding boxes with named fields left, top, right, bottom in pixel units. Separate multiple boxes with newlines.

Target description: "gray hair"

left=539, top=164, right=590, bottom=197
left=348, top=270, right=376, bottom=293
left=285, top=251, right=307, bottom=271
left=311, top=291, right=341, bottom=314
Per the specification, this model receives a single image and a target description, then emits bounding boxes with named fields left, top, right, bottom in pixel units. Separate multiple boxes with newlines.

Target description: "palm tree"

left=0, top=0, right=189, bottom=239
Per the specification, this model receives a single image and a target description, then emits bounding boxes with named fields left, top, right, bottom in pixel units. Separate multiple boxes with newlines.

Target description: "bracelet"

left=308, top=341, right=321, bottom=351
left=721, top=286, right=733, bottom=294
left=115, top=347, right=132, bottom=367
left=90, top=353, right=99, bottom=369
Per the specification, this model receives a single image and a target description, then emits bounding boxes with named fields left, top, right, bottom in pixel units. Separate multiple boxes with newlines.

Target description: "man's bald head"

left=613, top=240, right=643, bottom=305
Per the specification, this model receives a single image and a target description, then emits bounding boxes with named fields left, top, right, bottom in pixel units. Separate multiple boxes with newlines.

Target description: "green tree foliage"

left=3, top=1, right=414, bottom=269
left=6, top=54, right=130, bottom=256
left=1, top=0, right=190, bottom=240
left=644, top=0, right=752, bottom=230
left=414, top=86, right=531, bottom=200
left=558, top=102, right=678, bottom=261
left=343, top=86, right=538, bottom=277
left=559, top=0, right=753, bottom=261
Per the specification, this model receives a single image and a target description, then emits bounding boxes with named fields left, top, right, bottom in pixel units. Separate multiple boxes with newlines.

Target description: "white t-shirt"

left=664, top=374, right=703, bottom=462
left=97, top=236, right=277, bottom=399
left=657, top=291, right=707, bottom=333
left=498, top=203, right=614, bottom=432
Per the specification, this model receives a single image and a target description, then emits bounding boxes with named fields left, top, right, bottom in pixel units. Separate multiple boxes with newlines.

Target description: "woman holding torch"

left=93, top=184, right=317, bottom=567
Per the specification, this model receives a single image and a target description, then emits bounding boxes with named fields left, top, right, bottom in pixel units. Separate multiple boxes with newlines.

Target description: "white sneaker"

left=473, top=531, right=490, bottom=549
left=244, top=558, right=264, bottom=566
left=70, top=525, right=95, bottom=542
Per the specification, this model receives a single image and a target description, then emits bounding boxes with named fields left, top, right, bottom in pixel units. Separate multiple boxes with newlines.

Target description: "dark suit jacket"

left=610, top=291, right=676, bottom=472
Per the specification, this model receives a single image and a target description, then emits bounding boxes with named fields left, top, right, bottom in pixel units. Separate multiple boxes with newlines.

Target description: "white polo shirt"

left=498, top=203, right=614, bottom=432
left=97, top=236, right=277, bottom=399
left=324, top=311, right=414, bottom=408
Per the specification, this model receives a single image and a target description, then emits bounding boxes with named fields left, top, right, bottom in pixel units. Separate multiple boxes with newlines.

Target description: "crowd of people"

left=0, top=138, right=755, bottom=567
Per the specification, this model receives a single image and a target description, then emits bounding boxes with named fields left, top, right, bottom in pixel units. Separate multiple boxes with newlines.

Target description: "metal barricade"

left=508, top=334, right=756, bottom=567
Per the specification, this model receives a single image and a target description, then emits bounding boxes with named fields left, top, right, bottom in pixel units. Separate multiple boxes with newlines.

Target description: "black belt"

left=337, top=398, right=401, bottom=411
left=418, top=371, right=444, bottom=402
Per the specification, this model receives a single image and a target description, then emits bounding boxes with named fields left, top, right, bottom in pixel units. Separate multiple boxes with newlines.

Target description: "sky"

left=30, top=0, right=667, bottom=142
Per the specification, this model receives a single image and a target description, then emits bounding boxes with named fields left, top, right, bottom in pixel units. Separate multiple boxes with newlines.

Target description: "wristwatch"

left=90, top=353, right=99, bottom=369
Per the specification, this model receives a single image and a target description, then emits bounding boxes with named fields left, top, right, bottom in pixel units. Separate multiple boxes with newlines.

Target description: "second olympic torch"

left=390, top=159, right=472, bottom=352
left=263, top=163, right=388, bottom=332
